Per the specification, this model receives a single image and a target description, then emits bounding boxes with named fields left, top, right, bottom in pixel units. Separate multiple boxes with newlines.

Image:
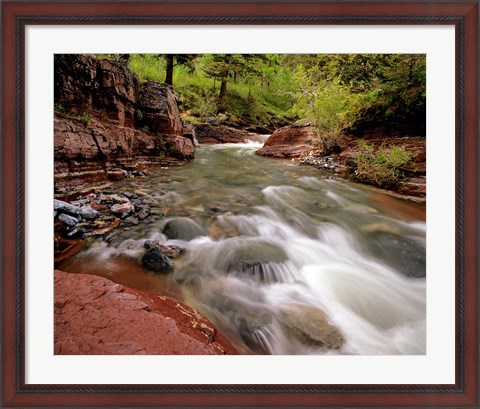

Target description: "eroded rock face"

left=54, top=270, right=237, bottom=355
left=137, top=82, right=183, bottom=136
left=55, top=54, right=138, bottom=127
left=256, top=125, right=319, bottom=158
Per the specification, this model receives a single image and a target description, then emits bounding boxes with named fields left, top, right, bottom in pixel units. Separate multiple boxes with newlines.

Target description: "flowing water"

left=61, top=140, right=426, bottom=355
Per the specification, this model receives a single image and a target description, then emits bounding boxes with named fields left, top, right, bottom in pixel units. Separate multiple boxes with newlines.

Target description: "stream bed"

left=59, top=141, right=426, bottom=355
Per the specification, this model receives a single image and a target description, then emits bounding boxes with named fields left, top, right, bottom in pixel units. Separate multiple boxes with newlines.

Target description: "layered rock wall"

left=54, top=54, right=194, bottom=194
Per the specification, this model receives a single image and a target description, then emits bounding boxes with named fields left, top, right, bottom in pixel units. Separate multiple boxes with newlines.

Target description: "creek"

left=60, top=140, right=426, bottom=355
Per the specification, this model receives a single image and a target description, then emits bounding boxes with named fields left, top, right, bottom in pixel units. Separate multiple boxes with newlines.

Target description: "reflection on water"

left=61, top=142, right=426, bottom=355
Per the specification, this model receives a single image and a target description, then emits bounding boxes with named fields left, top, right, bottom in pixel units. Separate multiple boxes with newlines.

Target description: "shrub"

left=80, top=111, right=90, bottom=125
left=354, top=140, right=413, bottom=187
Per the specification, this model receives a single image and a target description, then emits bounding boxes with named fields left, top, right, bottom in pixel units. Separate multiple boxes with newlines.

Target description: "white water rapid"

left=66, top=141, right=426, bottom=355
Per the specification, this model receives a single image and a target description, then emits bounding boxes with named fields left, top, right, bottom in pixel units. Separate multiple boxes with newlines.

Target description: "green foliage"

left=135, top=109, right=143, bottom=121
left=141, top=125, right=150, bottom=132
left=80, top=111, right=90, bottom=125
left=354, top=140, right=413, bottom=187
left=54, top=103, right=65, bottom=113
left=287, top=54, right=426, bottom=139
left=121, top=53, right=425, bottom=132
left=290, top=65, right=363, bottom=150
left=128, top=54, right=164, bottom=82
left=124, top=54, right=293, bottom=125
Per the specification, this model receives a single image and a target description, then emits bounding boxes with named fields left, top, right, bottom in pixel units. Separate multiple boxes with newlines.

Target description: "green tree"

left=202, top=54, right=268, bottom=113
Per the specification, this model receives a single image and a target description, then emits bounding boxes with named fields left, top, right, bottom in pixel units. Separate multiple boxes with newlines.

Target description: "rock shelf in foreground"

left=54, top=270, right=237, bottom=355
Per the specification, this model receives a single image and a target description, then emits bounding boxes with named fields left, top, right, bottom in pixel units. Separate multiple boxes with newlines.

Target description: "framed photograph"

left=2, top=1, right=478, bottom=407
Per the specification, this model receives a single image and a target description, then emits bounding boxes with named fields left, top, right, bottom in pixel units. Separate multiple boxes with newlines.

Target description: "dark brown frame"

left=1, top=1, right=478, bottom=407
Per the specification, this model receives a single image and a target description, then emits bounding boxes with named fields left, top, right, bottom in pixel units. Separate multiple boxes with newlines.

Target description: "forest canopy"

left=101, top=53, right=426, bottom=138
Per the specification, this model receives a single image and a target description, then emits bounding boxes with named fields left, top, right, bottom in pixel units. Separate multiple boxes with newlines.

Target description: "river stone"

left=58, top=213, right=79, bottom=227
left=219, top=239, right=289, bottom=282
left=110, top=194, right=130, bottom=204
left=111, top=202, right=134, bottom=215
left=79, top=205, right=100, bottom=220
left=123, top=191, right=136, bottom=199
left=123, top=216, right=139, bottom=225
left=162, top=217, right=205, bottom=240
left=144, top=240, right=182, bottom=258
left=54, top=199, right=81, bottom=215
left=142, top=248, right=174, bottom=274
left=137, top=207, right=150, bottom=220
left=131, top=198, right=143, bottom=207
left=280, top=306, right=344, bottom=349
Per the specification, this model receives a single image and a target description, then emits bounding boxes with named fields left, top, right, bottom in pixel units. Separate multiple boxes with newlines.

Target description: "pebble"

left=131, top=198, right=143, bottom=206
left=123, top=191, right=136, bottom=199
left=149, top=208, right=164, bottom=216
left=111, top=202, right=134, bottom=215
left=137, top=208, right=150, bottom=220
left=123, top=216, right=139, bottom=225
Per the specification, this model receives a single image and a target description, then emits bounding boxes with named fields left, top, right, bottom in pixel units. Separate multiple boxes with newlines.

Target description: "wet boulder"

left=142, top=248, right=174, bottom=274
left=218, top=239, right=291, bottom=283
left=280, top=305, right=344, bottom=349
left=162, top=217, right=205, bottom=241
left=144, top=240, right=182, bottom=258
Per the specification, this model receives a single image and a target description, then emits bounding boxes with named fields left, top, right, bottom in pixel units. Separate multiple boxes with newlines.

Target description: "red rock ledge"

left=54, top=270, right=237, bottom=355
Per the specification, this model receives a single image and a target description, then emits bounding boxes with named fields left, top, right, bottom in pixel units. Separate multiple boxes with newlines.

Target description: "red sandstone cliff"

left=54, top=54, right=194, bottom=193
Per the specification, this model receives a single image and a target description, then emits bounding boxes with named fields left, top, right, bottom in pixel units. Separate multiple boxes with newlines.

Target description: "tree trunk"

left=218, top=75, right=228, bottom=113
left=165, top=54, right=174, bottom=86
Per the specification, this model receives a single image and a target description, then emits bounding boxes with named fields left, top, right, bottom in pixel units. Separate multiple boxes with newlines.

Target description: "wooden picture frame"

left=1, top=1, right=478, bottom=407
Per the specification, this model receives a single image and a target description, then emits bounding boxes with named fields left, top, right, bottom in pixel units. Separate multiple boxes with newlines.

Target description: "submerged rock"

left=162, top=217, right=205, bottom=240
left=142, top=248, right=174, bottom=274
left=280, top=305, right=344, bottom=349
left=366, top=232, right=426, bottom=278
